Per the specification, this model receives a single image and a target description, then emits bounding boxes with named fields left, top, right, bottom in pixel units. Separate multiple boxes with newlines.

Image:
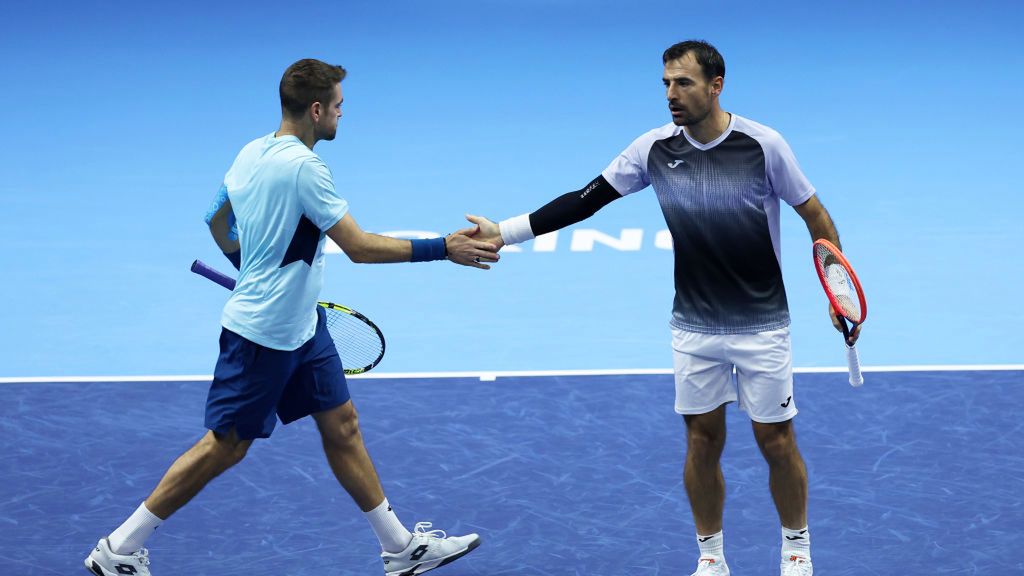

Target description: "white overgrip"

left=846, top=344, right=864, bottom=387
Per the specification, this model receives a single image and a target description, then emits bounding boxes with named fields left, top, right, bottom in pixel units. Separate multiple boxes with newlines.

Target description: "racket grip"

left=846, top=344, right=864, bottom=387
left=191, top=259, right=237, bottom=291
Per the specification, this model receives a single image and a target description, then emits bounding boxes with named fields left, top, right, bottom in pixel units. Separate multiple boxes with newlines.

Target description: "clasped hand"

left=445, top=222, right=500, bottom=269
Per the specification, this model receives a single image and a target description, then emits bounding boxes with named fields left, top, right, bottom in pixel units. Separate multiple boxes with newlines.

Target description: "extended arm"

left=467, top=175, right=622, bottom=248
left=325, top=213, right=498, bottom=268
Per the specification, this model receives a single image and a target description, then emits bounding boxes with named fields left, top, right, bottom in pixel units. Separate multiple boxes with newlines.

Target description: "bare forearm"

left=806, top=212, right=839, bottom=248
left=209, top=219, right=240, bottom=254
left=327, top=213, right=495, bottom=268
left=794, top=196, right=841, bottom=250
left=205, top=193, right=240, bottom=254
left=344, top=233, right=414, bottom=264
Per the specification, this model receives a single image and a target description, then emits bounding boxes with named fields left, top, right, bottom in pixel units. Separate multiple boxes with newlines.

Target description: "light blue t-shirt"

left=218, top=132, right=348, bottom=350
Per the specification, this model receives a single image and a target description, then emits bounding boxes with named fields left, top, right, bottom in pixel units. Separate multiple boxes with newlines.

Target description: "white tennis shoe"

left=381, top=522, right=480, bottom=576
left=690, top=555, right=730, bottom=575
left=781, top=553, right=813, bottom=575
left=84, top=538, right=152, bottom=576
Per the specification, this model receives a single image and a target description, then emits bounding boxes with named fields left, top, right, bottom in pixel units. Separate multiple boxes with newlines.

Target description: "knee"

left=227, top=440, right=251, bottom=464
left=756, top=426, right=798, bottom=464
left=686, top=427, right=725, bottom=460
left=202, top=431, right=251, bottom=468
left=321, top=405, right=362, bottom=449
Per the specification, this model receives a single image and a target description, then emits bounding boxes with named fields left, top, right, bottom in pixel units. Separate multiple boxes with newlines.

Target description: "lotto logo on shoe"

left=409, top=545, right=429, bottom=561
left=115, top=564, right=138, bottom=575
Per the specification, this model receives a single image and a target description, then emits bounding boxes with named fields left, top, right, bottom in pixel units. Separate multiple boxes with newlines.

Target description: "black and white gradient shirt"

left=602, top=114, right=815, bottom=334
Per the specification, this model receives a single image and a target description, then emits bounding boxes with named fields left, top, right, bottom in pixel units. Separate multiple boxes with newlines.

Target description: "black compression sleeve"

left=528, top=175, right=621, bottom=236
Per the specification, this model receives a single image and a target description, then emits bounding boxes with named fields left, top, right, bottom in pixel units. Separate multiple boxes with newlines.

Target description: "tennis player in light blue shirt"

left=215, top=133, right=349, bottom=350
left=85, top=59, right=493, bottom=576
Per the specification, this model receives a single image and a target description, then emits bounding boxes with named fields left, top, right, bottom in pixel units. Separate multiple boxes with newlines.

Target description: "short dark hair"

left=662, top=40, right=725, bottom=81
left=279, top=59, right=347, bottom=117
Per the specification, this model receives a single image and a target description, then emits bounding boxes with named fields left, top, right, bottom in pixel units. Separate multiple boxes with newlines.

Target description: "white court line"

left=0, top=364, right=1022, bottom=384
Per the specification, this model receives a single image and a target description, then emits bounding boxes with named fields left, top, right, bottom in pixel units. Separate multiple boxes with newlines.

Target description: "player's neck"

left=684, top=109, right=731, bottom=145
left=276, top=120, right=316, bottom=149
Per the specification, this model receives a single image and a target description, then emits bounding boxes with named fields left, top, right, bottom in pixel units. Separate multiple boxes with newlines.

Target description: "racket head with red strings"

left=812, top=239, right=867, bottom=386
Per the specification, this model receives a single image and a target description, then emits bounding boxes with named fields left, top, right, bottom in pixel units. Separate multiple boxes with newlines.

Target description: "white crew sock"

left=108, top=502, right=163, bottom=555
left=696, top=530, right=724, bottom=559
left=364, top=498, right=413, bottom=554
left=781, top=525, right=811, bottom=558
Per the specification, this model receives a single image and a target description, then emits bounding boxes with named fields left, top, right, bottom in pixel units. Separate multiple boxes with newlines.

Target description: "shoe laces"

left=133, top=548, right=150, bottom=567
left=412, top=522, right=447, bottom=540
left=781, top=554, right=811, bottom=576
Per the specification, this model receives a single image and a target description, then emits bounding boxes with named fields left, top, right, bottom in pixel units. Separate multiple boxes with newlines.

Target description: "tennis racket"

left=190, top=259, right=386, bottom=375
left=812, top=239, right=867, bottom=387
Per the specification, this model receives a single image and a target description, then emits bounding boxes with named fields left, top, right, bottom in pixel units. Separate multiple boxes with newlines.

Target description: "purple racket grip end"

left=191, top=259, right=237, bottom=291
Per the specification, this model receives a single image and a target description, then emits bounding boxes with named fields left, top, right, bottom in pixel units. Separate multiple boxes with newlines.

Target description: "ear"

left=310, top=101, right=322, bottom=122
left=712, top=76, right=724, bottom=96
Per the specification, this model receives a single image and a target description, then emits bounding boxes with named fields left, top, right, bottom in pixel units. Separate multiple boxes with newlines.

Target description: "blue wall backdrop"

left=2, top=0, right=1022, bottom=377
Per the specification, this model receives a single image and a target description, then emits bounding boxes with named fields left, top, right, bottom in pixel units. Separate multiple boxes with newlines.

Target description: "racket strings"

left=324, top=308, right=383, bottom=370
left=814, top=244, right=863, bottom=323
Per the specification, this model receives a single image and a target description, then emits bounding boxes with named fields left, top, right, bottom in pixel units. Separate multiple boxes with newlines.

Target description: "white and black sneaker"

left=381, top=522, right=480, bottom=576
left=84, top=538, right=152, bottom=576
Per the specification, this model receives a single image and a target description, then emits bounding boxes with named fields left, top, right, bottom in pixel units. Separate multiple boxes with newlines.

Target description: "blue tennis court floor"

left=1, top=369, right=1022, bottom=575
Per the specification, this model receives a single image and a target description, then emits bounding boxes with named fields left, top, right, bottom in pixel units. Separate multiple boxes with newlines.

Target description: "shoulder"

left=731, top=115, right=787, bottom=151
left=616, top=123, right=682, bottom=160
left=273, top=136, right=318, bottom=161
left=295, top=155, right=334, bottom=189
left=260, top=137, right=326, bottom=176
left=632, top=122, right=682, bottom=147
left=232, top=134, right=272, bottom=163
left=298, top=154, right=330, bottom=175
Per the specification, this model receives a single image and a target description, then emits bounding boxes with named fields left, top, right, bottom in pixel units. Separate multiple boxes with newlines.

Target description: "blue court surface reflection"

left=2, top=369, right=1021, bottom=575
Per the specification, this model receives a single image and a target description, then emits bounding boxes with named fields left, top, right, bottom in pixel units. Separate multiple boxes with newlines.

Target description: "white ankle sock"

left=364, top=498, right=413, bottom=554
left=108, top=502, right=163, bottom=555
left=696, top=530, right=724, bottom=559
left=781, top=525, right=810, bottom=558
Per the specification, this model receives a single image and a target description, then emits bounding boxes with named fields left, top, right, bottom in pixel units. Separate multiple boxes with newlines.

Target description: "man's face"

left=314, top=84, right=343, bottom=141
left=663, top=53, right=720, bottom=126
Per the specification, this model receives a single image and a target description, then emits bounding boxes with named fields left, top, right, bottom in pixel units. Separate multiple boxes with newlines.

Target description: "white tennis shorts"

left=671, top=326, right=797, bottom=423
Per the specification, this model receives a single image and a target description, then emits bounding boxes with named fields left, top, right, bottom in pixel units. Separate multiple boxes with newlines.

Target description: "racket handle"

left=846, top=344, right=864, bottom=387
left=191, top=259, right=237, bottom=291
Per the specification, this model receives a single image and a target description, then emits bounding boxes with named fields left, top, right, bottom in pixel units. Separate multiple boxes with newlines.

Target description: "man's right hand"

left=445, top=227, right=500, bottom=269
left=464, top=214, right=505, bottom=250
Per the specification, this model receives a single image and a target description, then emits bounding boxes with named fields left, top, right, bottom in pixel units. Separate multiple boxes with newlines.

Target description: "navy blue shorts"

left=205, top=306, right=351, bottom=440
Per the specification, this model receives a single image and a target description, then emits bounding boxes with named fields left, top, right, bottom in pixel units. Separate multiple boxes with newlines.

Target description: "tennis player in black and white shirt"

left=468, top=40, right=859, bottom=576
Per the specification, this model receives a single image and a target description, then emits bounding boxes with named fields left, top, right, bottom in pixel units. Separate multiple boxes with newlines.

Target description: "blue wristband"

left=410, top=237, right=447, bottom=262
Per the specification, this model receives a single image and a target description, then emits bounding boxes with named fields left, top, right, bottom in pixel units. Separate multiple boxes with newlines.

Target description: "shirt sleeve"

left=600, top=134, right=652, bottom=196
left=764, top=132, right=815, bottom=206
left=296, top=159, right=349, bottom=231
